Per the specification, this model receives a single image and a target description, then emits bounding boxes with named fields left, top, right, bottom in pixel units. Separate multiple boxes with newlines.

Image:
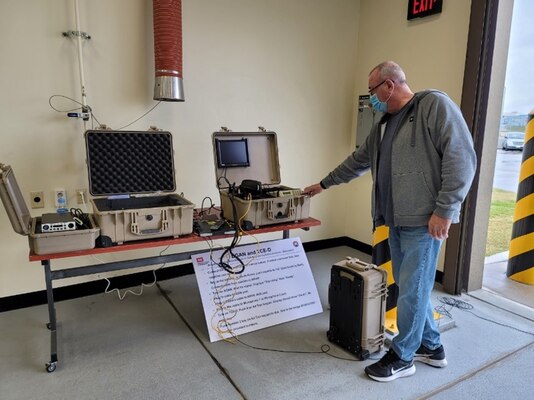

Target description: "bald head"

left=369, top=61, right=406, bottom=84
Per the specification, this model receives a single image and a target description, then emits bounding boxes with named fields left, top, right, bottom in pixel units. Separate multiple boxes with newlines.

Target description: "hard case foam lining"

left=93, top=195, right=188, bottom=212
left=86, top=131, right=175, bottom=195
left=85, top=130, right=194, bottom=244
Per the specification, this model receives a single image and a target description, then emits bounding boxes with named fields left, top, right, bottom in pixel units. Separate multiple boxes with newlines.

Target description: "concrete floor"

left=1, top=246, right=533, bottom=400
left=483, top=251, right=534, bottom=309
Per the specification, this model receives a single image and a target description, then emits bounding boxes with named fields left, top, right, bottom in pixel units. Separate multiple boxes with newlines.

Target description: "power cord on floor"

left=436, top=296, right=534, bottom=336
left=92, top=246, right=170, bottom=300
left=203, top=245, right=366, bottom=362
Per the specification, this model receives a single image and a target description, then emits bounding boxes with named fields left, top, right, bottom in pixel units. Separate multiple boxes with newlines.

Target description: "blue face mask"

left=370, top=93, right=388, bottom=113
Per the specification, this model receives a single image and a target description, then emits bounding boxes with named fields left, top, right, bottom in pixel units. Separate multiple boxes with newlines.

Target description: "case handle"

left=130, top=209, right=169, bottom=235
left=266, top=198, right=296, bottom=220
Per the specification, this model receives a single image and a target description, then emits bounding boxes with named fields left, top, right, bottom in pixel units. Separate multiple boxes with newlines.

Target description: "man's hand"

left=303, top=183, right=323, bottom=197
left=428, top=214, right=452, bottom=240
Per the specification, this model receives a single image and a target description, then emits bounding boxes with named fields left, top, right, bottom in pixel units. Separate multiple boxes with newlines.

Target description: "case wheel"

left=46, top=322, right=52, bottom=330
left=358, top=350, right=370, bottom=361
left=95, top=235, right=113, bottom=248
left=45, top=361, right=57, bottom=373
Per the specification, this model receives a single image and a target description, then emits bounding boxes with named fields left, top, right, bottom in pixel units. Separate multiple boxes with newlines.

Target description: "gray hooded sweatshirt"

left=320, top=90, right=477, bottom=227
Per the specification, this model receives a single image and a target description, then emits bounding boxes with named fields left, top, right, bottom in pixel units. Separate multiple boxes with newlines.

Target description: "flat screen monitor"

left=216, top=138, right=250, bottom=168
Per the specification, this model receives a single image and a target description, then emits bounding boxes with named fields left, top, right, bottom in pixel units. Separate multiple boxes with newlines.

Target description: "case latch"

left=130, top=209, right=169, bottom=235
left=266, top=198, right=296, bottom=220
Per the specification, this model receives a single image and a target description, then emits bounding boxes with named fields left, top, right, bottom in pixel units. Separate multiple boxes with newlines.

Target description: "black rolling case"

left=327, top=257, right=387, bottom=360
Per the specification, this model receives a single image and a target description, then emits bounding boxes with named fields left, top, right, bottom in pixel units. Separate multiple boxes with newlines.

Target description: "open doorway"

left=481, top=0, right=533, bottom=308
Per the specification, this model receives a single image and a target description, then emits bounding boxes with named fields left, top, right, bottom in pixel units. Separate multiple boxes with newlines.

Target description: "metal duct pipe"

left=153, top=0, right=184, bottom=101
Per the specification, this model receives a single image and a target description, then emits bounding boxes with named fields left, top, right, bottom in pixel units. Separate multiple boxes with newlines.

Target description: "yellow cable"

left=235, top=194, right=260, bottom=267
left=205, top=238, right=241, bottom=341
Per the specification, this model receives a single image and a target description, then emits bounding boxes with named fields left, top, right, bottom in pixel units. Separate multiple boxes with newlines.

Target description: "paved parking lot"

left=493, top=149, right=523, bottom=192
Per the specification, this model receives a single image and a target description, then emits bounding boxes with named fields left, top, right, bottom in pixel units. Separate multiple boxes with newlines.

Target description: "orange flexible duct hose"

left=153, top=0, right=184, bottom=101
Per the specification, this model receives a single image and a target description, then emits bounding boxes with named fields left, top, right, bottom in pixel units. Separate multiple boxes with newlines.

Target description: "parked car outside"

left=502, top=131, right=525, bottom=151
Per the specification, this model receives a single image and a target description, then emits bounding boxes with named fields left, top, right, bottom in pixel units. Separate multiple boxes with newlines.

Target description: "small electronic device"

left=239, top=179, right=262, bottom=196
left=215, top=138, right=250, bottom=168
left=208, top=219, right=226, bottom=231
left=195, top=220, right=213, bottom=237
left=40, top=213, right=77, bottom=232
left=266, top=189, right=303, bottom=197
left=194, top=219, right=235, bottom=236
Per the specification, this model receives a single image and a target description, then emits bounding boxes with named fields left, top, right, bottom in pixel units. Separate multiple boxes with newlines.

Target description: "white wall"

left=0, top=0, right=360, bottom=297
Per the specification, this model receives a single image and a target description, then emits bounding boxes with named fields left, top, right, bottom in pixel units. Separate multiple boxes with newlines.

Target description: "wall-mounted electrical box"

left=356, top=95, right=382, bottom=149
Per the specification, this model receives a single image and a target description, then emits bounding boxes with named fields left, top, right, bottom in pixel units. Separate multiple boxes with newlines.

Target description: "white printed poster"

left=192, top=237, right=323, bottom=342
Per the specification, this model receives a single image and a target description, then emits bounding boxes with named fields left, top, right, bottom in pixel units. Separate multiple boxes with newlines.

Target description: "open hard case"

left=85, top=130, right=194, bottom=245
left=212, top=129, right=310, bottom=228
left=0, top=163, right=100, bottom=255
left=327, top=257, right=387, bottom=360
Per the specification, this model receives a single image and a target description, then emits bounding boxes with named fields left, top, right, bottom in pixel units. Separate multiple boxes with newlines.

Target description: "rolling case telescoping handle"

left=345, top=257, right=375, bottom=271
left=344, top=257, right=388, bottom=299
left=129, top=209, right=169, bottom=235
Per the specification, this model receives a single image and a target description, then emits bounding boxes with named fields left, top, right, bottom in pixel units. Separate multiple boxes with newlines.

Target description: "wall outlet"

left=76, top=188, right=88, bottom=204
left=30, top=191, right=45, bottom=209
left=54, top=189, right=67, bottom=209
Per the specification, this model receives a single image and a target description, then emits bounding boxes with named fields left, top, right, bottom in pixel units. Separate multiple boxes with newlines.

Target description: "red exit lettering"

left=413, top=0, right=436, bottom=14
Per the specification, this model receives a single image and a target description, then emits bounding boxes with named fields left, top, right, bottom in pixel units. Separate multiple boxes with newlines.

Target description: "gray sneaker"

left=414, top=344, right=448, bottom=368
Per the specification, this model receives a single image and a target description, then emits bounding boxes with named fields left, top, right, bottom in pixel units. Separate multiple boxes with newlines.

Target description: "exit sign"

left=407, top=0, right=443, bottom=20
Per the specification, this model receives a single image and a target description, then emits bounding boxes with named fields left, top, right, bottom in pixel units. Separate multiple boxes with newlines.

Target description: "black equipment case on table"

left=85, top=130, right=194, bottom=245
left=0, top=163, right=100, bottom=254
left=327, top=257, right=387, bottom=360
left=212, top=129, right=310, bottom=229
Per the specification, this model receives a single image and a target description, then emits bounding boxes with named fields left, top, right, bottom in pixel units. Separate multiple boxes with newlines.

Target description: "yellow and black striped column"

left=372, top=225, right=399, bottom=332
left=507, top=111, right=534, bottom=285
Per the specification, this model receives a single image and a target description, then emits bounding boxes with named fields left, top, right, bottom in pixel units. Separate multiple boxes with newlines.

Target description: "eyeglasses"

left=368, top=79, right=387, bottom=94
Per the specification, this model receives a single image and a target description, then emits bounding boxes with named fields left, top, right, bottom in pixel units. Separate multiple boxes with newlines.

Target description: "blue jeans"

left=388, top=226, right=443, bottom=361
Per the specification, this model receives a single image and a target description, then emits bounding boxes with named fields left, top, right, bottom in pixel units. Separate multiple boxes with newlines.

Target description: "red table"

left=30, top=217, right=320, bottom=372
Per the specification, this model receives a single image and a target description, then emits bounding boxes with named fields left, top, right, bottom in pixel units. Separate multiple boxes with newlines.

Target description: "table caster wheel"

left=46, top=361, right=57, bottom=373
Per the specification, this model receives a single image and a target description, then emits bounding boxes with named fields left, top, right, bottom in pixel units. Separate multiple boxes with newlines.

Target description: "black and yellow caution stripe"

left=507, top=114, right=534, bottom=284
left=372, top=225, right=399, bottom=333
left=372, top=225, right=398, bottom=311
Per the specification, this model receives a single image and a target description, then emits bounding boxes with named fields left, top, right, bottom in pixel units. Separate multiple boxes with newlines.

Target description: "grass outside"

left=485, top=188, right=516, bottom=256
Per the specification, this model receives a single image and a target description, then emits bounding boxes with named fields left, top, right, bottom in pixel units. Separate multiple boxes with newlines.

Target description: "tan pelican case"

left=327, top=257, right=388, bottom=360
left=85, top=130, right=194, bottom=245
left=0, top=163, right=100, bottom=255
left=212, top=129, right=310, bottom=229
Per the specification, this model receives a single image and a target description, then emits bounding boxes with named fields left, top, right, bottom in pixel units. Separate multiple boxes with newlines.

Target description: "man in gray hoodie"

left=304, top=61, right=476, bottom=382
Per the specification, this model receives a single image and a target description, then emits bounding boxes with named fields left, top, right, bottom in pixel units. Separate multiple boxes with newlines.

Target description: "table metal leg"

left=43, top=260, right=58, bottom=373
left=26, top=220, right=319, bottom=373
